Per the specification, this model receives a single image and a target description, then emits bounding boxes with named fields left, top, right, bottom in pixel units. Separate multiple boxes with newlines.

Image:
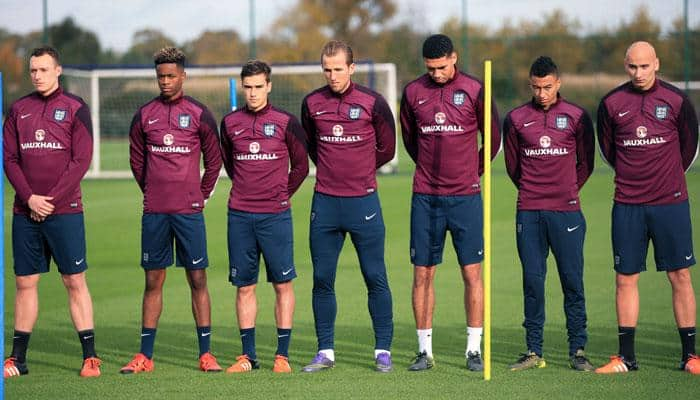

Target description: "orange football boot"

left=595, top=355, right=637, bottom=374
left=80, top=357, right=102, bottom=377
left=199, top=352, right=223, bottom=372
left=272, top=355, right=292, bottom=373
left=683, top=354, right=700, bottom=375
left=120, top=353, right=154, bottom=374
left=226, top=355, right=259, bottom=373
left=3, top=357, right=28, bottom=378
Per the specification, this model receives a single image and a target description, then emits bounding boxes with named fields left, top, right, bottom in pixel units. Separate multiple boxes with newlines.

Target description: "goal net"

left=62, top=62, right=399, bottom=178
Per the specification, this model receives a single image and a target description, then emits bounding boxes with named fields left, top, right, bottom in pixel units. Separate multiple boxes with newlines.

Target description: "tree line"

left=1, top=0, right=698, bottom=115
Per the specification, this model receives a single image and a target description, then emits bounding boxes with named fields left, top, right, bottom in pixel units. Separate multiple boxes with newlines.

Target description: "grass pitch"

left=3, top=154, right=699, bottom=399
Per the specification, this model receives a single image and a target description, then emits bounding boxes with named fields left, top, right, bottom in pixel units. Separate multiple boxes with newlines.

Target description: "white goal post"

left=62, top=63, right=399, bottom=179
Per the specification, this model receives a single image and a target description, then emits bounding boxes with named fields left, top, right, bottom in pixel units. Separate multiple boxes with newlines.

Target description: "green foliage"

left=119, top=29, right=177, bottom=65
left=49, top=17, right=102, bottom=65
left=1, top=3, right=699, bottom=125
left=181, top=30, right=248, bottom=65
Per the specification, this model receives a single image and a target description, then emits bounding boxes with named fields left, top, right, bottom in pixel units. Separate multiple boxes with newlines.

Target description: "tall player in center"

left=400, top=34, right=501, bottom=372
left=300, top=40, right=396, bottom=373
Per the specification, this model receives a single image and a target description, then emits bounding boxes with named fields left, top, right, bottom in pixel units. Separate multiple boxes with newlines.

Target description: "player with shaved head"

left=596, top=41, right=699, bottom=374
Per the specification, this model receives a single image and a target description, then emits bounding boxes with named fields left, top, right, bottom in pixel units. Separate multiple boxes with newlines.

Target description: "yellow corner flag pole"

left=483, top=60, right=492, bottom=381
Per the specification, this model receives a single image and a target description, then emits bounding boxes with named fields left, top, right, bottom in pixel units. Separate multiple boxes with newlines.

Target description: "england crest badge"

left=263, top=123, right=276, bottom=137
left=54, top=109, right=67, bottom=121
left=349, top=106, right=361, bottom=120
left=655, top=105, right=668, bottom=120
left=453, top=91, right=466, bottom=106
left=178, top=114, right=191, bottom=128
left=555, top=115, right=568, bottom=130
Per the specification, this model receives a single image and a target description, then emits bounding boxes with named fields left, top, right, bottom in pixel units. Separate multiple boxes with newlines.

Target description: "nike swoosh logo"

left=75, top=258, right=85, bottom=265
left=567, top=225, right=580, bottom=232
left=282, top=268, right=294, bottom=276
left=686, top=255, right=694, bottom=260
left=689, top=332, right=697, bottom=336
left=365, top=213, right=377, bottom=221
left=278, top=334, right=289, bottom=338
left=148, top=118, right=159, bottom=125
left=523, top=121, right=536, bottom=127
left=192, top=257, right=204, bottom=264
left=241, top=334, right=247, bottom=337
left=82, top=335, right=94, bottom=340
left=20, top=113, right=31, bottom=119
left=418, top=99, right=428, bottom=105
left=201, top=332, right=211, bottom=337
left=234, top=129, right=245, bottom=135
left=478, top=250, right=484, bottom=255
left=141, top=333, right=151, bottom=337
left=618, top=111, right=630, bottom=117
left=315, top=111, right=328, bottom=115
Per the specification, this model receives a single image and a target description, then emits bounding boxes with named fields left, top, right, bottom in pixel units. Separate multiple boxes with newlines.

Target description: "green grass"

left=98, top=139, right=130, bottom=171
left=3, top=155, right=699, bottom=399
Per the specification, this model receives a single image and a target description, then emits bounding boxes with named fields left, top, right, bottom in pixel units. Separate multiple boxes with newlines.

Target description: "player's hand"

left=29, top=210, right=46, bottom=222
left=27, top=194, right=55, bottom=217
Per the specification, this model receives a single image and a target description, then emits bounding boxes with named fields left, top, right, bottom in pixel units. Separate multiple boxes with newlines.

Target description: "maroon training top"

left=220, top=103, right=309, bottom=213
left=129, top=94, right=222, bottom=214
left=504, top=96, right=595, bottom=211
left=597, top=79, right=699, bottom=205
left=400, top=71, right=501, bottom=196
left=301, top=82, right=396, bottom=197
left=3, top=86, right=93, bottom=215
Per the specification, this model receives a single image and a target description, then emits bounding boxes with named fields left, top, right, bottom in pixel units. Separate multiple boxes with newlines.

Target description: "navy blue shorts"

left=410, top=193, right=483, bottom=266
left=612, top=201, right=695, bottom=273
left=228, top=208, right=295, bottom=287
left=12, top=213, right=88, bottom=276
left=141, top=213, right=208, bottom=269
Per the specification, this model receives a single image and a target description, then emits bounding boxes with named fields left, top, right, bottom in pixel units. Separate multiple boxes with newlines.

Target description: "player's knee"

left=15, top=275, right=40, bottom=291
left=312, top=279, right=335, bottom=293
left=461, top=263, right=482, bottom=282
left=412, top=275, right=432, bottom=289
left=463, top=271, right=483, bottom=286
left=523, top=272, right=545, bottom=288
left=188, top=275, right=208, bottom=291
left=273, top=281, right=293, bottom=295
left=413, top=267, right=435, bottom=287
left=237, top=284, right=256, bottom=298
left=560, top=272, right=583, bottom=290
left=313, top=270, right=335, bottom=287
left=364, top=272, right=389, bottom=291
left=61, top=272, right=87, bottom=291
left=667, top=267, right=692, bottom=287
left=615, top=272, right=639, bottom=289
left=145, top=269, right=166, bottom=291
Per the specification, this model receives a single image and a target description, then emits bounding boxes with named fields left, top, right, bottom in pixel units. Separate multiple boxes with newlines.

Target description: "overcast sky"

left=1, top=0, right=698, bottom=52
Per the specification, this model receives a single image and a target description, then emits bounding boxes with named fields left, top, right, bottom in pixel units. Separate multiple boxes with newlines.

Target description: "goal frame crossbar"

left=63, top=63, right=399, bottom=179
